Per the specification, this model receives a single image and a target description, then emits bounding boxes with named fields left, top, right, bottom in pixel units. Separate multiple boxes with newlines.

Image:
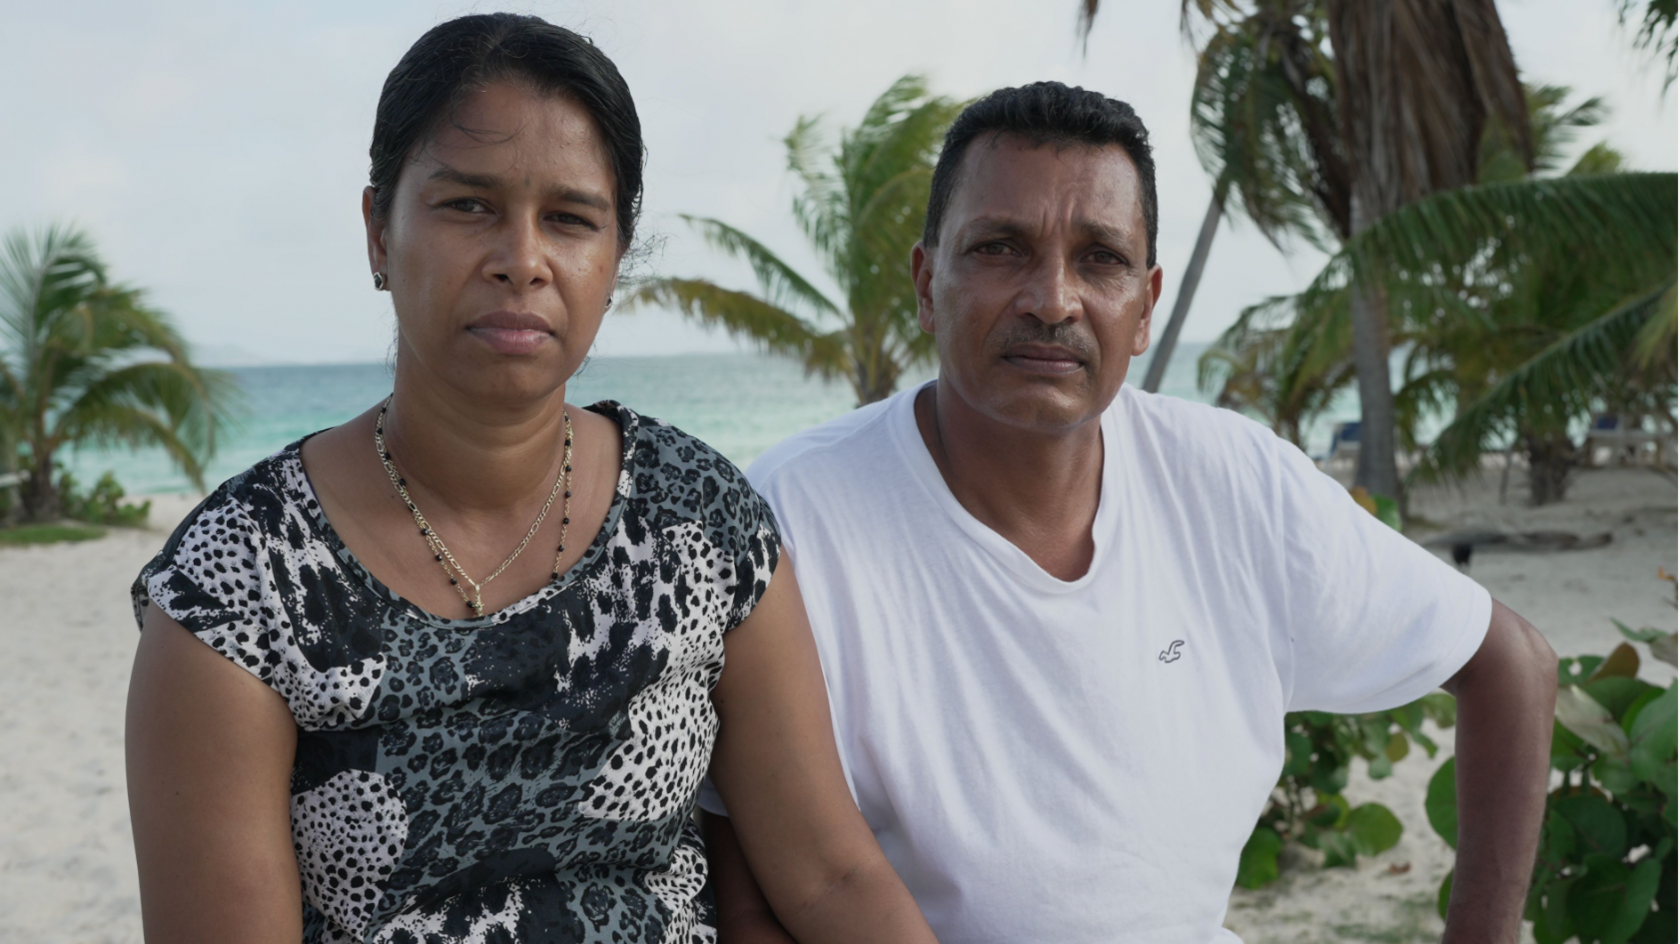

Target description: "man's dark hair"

left=923, top=82, right=1157, bottom=267
left=368, top=13, right=645, bottom=251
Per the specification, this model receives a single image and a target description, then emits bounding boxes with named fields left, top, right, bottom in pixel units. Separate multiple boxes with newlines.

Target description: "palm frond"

left=1415, top=281, right=1675, bottom=481
left=677, top=216, right=840, bottom=320
left=624, top=278, right=847, bottom=381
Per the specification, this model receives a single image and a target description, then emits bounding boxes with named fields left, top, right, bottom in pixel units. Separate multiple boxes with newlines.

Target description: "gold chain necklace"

left=373, top=395, right=574, bottom=617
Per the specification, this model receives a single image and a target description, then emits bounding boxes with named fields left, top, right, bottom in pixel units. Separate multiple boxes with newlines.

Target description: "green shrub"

left=56, top=469, right=149, bottom=527
left=1427, top=622, right=1678, bottom=943
left=0, top=522, right=106, bottom=545
left=1237, top=694, right=1459, bottom=887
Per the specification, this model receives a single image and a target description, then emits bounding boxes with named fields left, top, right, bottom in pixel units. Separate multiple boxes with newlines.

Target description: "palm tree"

left=1080, top=1, right=1533, bottom=503
left=629, top=75, right=962, bottom=405
left=0, top=225, right=239, bottom=522
left=1255, top=161, right=1675, bottom=503
left=1079, top=1, right=1349, bottom=393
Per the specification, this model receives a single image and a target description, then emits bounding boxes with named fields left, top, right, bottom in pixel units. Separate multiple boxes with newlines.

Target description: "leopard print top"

left=132, top=402, right=780, bottom=944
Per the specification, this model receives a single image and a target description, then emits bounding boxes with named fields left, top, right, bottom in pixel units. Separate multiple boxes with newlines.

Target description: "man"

left=700, top=82, right=1557, bottom=943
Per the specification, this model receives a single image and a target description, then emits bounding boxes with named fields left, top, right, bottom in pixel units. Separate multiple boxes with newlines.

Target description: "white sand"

left=0, top=470, right=1672, bottom=942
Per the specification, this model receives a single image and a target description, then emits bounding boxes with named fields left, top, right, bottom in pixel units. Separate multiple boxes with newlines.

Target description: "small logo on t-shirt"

left=1158, top=640, right=1185, bottom=663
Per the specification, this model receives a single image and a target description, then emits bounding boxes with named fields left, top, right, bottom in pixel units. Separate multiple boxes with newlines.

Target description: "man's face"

left=913, top=134, right=1162, bottom=433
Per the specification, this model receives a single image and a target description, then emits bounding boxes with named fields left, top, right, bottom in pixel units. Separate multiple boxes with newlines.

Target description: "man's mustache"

left=992, top=322, right=1098, bottom=361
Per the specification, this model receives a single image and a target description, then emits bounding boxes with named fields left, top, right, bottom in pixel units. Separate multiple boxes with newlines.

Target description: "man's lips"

left=1002, top=344, right=1085, bottom=374
left=466, top=311, right=553, bottom=356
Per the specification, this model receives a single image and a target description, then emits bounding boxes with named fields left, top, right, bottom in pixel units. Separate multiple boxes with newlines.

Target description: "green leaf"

left=1555, top=794, right=1630, bottom=859
left=1603, top=856, right=1664, bottom=943
left=1384, top=731, right=1410, bottom=762
left=1553, top=719, right=1591, bottom=772
left=1614, top=619, right=1668, bottom=644
left=1344, top=803, right=1403, bottom=855
left=1540, top=808, right=1578, bottom=866
left=1283, top=730, right=1313, bottom=777
left=1426, top=757, right=1459, bottom=848
left=1535, top=876, right=1579, bottom=944
left=1318, top=829, right=1360, bottom=868
left=1568, top=854, right=1634, bottom=940
left=1234, top=826, right=1284, bottom=889
left=1437, top=868, right=1454, bottom=920
left=1628, top=683, right=1678, bottom=786
left=1371, top=493, right=1402, bottom=530
left=1585, top=676, right=1661, bottom=721
left=1650, top=634, right=1678, bottom=667
left=1562, top=656, right=1606, bottom=687
left=1593, top=753, right=1640, bottom=795
left=1558, top=685, right=1633, bottom=757
left=1420, top=691, right=1459, bottom=728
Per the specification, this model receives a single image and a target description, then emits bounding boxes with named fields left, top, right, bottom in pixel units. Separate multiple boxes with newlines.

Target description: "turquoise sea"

left=63, top=343, right=1356, bottom=496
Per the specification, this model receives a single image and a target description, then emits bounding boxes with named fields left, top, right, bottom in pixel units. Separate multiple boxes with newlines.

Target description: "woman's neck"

left=383, top=361, right=572, bottom=518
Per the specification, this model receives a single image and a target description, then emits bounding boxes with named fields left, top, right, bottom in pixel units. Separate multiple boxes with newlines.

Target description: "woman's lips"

left=467, top=326, right=551, bottom=355
left=465, top=311, right=553, bottom=356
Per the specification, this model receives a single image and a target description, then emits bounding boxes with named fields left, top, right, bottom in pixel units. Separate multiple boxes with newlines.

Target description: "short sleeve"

left=1271, top=438, right=1491, bottom=713
left=722, top=478, right=782, bottom=631
left=132, top=488, right=383, bottom=729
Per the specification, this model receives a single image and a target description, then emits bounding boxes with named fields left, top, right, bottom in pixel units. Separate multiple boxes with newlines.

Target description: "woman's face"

left=365, top=81, right=622, bottom=407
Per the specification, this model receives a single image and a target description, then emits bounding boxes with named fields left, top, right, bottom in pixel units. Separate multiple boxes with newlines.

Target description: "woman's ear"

left=362, top=186, right=388, bottom=281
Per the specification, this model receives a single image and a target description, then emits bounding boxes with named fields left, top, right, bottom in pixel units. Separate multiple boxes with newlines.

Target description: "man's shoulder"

left=1112, top=384, right=1279, bottom=462
left=747, top=389, right=907, bottom=493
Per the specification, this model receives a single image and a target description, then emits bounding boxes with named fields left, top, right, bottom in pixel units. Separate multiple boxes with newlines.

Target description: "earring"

left=373, top=272, right=387, bottom=291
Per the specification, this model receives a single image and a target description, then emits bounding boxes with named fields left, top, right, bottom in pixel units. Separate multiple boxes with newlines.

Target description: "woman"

left=125, top=14, right=934, bottom=943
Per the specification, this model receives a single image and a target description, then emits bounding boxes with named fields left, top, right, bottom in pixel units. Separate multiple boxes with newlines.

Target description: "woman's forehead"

left=414, top=83, right=613, bottom=185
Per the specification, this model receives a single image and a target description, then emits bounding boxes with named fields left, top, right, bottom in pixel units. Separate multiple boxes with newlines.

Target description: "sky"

left=2, top=0, right=1674, bottom=365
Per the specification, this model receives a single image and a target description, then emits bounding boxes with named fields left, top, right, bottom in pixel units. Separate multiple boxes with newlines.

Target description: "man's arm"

left=703, top=811, right=797, bottom=944
left=1439, top=598, right=1558, bottom=943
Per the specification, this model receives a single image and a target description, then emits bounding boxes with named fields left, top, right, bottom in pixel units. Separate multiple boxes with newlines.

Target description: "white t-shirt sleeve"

left=1270, top=435, right=1491, bottom=714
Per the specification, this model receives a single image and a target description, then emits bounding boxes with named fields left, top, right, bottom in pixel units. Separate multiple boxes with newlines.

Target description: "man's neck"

left=914, top=379, right=1105, bottom=581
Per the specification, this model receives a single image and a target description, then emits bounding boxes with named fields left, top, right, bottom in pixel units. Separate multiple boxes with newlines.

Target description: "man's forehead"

left=943, top=133, right=1143, bottom=230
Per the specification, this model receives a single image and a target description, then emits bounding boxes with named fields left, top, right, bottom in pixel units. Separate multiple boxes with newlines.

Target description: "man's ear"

left=362, top=187, right=388, bottom=280
left=912, top=241, right=936, bottom=334
left=1133, top=263, right=1164, bottom=356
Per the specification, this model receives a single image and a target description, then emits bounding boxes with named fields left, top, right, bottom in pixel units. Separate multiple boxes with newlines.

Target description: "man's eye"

left=1089, top=250, right=1124, bottom=265
left=445, top=198, right=487, bottom=213
left=551, top=213, right=598, bottom=228
left=974, top=242, right=1012, bottom=255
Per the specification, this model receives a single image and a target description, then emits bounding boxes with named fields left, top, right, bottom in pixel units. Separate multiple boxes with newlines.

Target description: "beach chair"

left=1584, top=413, right=1666, bottom=467
left=1317, top=421, right=1360, bottom=470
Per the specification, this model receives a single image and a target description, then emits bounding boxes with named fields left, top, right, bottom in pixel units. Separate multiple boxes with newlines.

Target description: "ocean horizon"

left=60, top=343, right=1362, bottom=497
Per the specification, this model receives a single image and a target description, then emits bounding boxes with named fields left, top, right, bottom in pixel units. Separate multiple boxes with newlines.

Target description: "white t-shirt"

left=701, top=382, right=1490, bottom=944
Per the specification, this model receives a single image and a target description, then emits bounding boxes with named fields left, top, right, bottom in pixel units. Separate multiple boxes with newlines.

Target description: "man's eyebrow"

left=1078, top=219, right=1132, bottom=251
left=549, top=187, right=611, bottom=211
left=427, top=165, right=498, bottom=189
left=957, top=216, right=1033, bottom=240
left=427, top=164, right=612, bottom=211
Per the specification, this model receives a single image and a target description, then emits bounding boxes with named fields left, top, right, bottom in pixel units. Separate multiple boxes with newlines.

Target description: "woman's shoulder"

left=132, top=440, right=383, bottom=728
left=594, top=400, right=764, bottom=525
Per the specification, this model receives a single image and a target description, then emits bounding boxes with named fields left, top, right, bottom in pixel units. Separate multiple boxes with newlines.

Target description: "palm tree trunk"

left=21, top=451, right=60, bottom=523
left=1348, top=281, right=1402, bottom=499
left=1142, top=182, right=1225, bottom=394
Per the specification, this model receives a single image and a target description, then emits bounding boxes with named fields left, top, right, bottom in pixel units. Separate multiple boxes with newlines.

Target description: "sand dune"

left=0, top=469, right=1672, bottom=942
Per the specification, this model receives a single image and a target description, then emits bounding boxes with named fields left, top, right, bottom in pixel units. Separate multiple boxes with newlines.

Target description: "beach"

left=1, top=466, right=1673, bottom=942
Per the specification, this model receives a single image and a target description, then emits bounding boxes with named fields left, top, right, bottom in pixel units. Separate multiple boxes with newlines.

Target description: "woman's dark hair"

left=923, top=82, right=1157, bottom=267
left=368, top=13, right=644, bottom=251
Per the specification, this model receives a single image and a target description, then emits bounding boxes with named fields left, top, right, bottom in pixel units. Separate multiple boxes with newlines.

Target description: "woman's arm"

left=702, top=810, right=797, bottom=943
left=709, top=562, right=936, bottom=944
left=126, top=607, right=303, bottom=943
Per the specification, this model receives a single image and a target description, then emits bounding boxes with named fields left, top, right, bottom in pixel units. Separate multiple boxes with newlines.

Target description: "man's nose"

left=484, top=218, right=551, bottom=289
left=1020, top=257, right=1079, bottom=325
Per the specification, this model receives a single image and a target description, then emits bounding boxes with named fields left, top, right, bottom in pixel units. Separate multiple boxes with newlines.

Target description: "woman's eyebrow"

left=426, top=163, right=610, bottom=210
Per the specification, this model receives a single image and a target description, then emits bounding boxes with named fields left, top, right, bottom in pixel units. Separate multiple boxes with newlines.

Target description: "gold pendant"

left=469, top=596, right=485, bottom=617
